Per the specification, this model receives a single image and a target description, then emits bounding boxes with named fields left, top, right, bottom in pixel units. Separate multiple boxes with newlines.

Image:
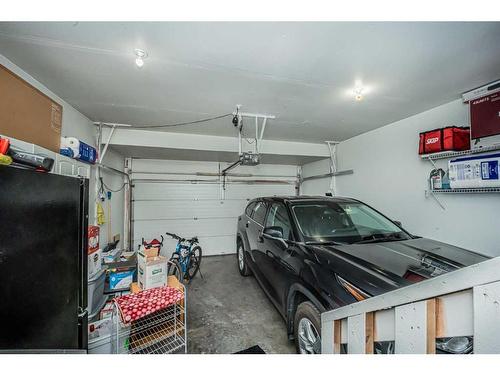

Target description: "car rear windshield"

left=291, top=201, right=411, bottom=244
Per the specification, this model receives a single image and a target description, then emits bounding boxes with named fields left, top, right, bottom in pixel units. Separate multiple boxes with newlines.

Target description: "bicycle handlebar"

left=166, top=232, right=198, bottom=243
left=166, top=232, right=182, bottom=240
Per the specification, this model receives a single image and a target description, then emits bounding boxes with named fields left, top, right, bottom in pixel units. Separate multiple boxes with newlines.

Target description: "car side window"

left=245, top=202, right=256, bottom=218
left=265, top=203, right=293, bottom=240
left=252, top=201, right=268, bottom=225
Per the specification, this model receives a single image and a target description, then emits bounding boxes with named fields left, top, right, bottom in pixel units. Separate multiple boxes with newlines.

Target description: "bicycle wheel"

left=167, top=259, right=183, bottom=284
left=186, top=245, right=202, bottom=281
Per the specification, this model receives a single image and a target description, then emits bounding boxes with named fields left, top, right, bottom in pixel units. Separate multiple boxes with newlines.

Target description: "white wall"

left=0, top=54, right=125, bottom=247
left=301, top=158, right=333, bottom=195
left=302, top=99, right=500, bottom=257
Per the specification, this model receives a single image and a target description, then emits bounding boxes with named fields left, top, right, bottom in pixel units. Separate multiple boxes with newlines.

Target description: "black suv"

left=236, top=196, right=488, bottom=354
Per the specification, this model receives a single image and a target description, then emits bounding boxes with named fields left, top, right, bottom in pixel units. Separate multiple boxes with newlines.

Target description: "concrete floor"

left=186, top=254, right=296, bottom=354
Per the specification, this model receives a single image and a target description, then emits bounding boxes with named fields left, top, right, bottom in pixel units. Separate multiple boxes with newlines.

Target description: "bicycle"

left=165, top=232, right=203, bottom=284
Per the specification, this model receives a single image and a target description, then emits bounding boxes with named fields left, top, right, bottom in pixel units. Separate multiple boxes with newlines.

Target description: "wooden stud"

left=333, top=320, right=342, bottom=353
left=426, top=299, right=436, bottom=354
left=365, top=312, right=374, bottom=354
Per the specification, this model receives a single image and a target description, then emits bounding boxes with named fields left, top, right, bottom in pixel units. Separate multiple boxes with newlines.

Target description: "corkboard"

left=0, top=64, right=62, bottom=152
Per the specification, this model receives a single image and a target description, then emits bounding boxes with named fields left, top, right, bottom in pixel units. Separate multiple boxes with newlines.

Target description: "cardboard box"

left=100, top=300, right=114, bottom=320
left=102, top=248, right=122, bottom=264
left=136, top=244, right=159, bottom=259
left=108, top=269, right=136, bottom=291
left=88, top=248, right=102, bottom=279
left=138, top=250, right=168, bottom=290
left=0, top=64, right=62, bottom=153
left=88, top=226, right=100, bottom=254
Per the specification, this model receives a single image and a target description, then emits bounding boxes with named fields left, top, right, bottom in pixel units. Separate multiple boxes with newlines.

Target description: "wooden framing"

left=321, top=257, right=500, bottom=354
left=365, top=312, right=374, bottom=354
left=333, top=320, right=342, bottom=354
left=426, top=299, right=436, bottom=354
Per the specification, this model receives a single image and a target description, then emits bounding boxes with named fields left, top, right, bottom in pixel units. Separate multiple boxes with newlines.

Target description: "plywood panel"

left=0, top=64, right=62, bottom=152
left=436, top=290, right=473, bottom=338
left=473, top=281, right=500, bottom=354
left=320, top=317, right=334, bottom=354
left=347, top=313, right=366, bottom=354
left=374, top=308, right=395, bottom=342
left=395, top=300, right=435, bottom=354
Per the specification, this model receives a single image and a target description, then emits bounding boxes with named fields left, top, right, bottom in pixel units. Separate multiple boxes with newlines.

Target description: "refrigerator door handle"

left=78, top=310, right=88, bottom=351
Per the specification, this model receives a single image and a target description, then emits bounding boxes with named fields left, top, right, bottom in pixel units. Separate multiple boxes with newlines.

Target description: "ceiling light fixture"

left=134, top=49, right=148, bottom=68
left=353, top=80, right=364, bottom=101
left=354, top=88, right=364, bottom=101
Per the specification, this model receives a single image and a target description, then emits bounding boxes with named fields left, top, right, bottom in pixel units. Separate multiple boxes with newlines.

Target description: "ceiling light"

left=343, top=80, right=373, bottom=101
left=134, top=49, right=148, bottom=68
left=354, top=83, right=364, bottom=101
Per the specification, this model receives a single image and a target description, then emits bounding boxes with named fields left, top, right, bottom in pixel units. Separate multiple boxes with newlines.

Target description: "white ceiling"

left=0, top=22, right=499, bottom=143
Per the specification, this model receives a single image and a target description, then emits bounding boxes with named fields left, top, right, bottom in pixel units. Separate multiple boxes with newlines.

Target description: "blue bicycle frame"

left=174, top=240, right=195, bottom=274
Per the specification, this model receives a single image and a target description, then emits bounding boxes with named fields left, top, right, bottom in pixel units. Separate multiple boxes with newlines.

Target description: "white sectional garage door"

left=131, top=159, right=297, bottom=256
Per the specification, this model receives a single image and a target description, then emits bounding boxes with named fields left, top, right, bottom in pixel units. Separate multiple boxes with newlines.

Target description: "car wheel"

left=237, top=239, right=251, bottom=276
left=294, top=301, right=321, bottom=354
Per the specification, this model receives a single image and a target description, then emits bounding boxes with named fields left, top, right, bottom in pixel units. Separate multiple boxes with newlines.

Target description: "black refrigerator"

left=0, top=166, right=89, bottom=353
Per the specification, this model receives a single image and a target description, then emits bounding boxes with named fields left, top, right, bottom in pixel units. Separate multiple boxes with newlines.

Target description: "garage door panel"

left=134, top=218, right=238, bottom=256
left=134, top=183, right=220, bottom=200
left=225, top=184, right=295, bottom=199
left=132, top=162, right=297, bottom=255
left=133, top=199, right=247, bottom=220
left=132, top=159, right=219, bottom=174
left=157, top=236, right=236, bottom=258
left=134, top=217, right=238, bottom=238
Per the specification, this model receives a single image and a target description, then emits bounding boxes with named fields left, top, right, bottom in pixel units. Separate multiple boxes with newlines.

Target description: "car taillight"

left=336, top=275, right=371, bottom=301
left=403, top=270, right=426, bottom=282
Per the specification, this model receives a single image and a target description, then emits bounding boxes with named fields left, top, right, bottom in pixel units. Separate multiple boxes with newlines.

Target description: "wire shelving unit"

left=420, top=144, right=500, bottom=161
left=421, top=144, right=500, bottom=209
left=111, top=279, right=186, bottom=354
left=430, top=187, right=500, bottom=194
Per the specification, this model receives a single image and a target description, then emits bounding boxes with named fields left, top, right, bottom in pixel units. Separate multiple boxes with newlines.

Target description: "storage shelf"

left=104, top=286, right=131, bottom=294
left=431, top=187, right=500, bottom=194
left=420, top=144, right=500, bottom=160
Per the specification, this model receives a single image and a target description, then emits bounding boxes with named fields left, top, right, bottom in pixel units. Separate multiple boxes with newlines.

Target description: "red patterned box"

left=88, top=225, right=100, bottom=254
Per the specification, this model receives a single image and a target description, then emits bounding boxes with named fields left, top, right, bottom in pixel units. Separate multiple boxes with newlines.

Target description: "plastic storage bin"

left=449, top=152, right=500, bottom=189
left=88, top=269, right=107, bottom=319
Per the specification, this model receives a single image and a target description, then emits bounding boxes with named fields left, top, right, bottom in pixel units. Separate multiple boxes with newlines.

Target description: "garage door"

left=131, top=160, right=297, bottom=256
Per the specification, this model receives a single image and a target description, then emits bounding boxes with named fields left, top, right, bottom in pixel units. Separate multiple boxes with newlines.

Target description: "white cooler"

left=88, top=269, right=107, bottom=320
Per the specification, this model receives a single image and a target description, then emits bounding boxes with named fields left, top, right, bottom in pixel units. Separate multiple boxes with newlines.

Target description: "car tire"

left=294, top=301, right=322, bottom=354
left=237, top=239, right=252, bottom=276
